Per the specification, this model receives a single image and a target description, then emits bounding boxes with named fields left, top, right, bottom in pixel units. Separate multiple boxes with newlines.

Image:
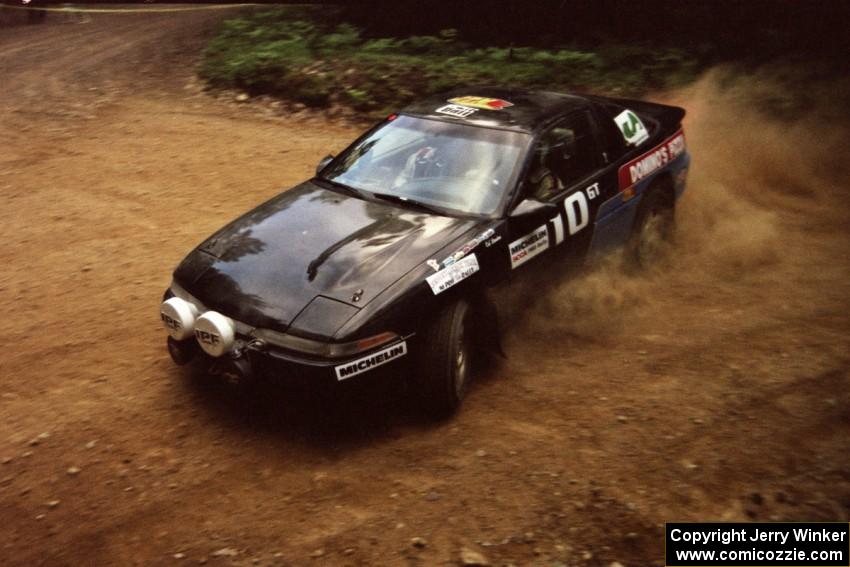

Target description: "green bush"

left=199, top=9, right=702, bottom=117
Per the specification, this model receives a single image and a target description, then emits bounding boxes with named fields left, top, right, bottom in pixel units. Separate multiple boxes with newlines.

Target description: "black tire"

left=627, top=187, right=674, bottom=269
left=416, top=299, right=474, bottom=417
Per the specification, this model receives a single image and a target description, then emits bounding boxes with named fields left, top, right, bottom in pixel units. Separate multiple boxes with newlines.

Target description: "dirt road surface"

left=1, top=8, right=849, bottom=567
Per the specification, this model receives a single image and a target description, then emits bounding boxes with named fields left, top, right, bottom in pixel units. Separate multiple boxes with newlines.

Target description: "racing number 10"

left=562, top=182, right=599, bottom=236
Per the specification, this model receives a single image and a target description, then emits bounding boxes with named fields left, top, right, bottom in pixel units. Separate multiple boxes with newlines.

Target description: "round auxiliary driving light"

left=160, top=297, right=199, bottom=341
left=193, top=311, right=236, bottom=358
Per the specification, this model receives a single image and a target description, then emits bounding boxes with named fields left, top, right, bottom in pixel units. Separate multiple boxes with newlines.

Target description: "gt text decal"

left=448, top=96, right=513, bottom=110
left=335, top=342, right=408, bottom=381
left=509, top=225, right=548, bottom=269
left=436, top=104, right=477, bottom=118
left=618, top=129, right=686, bottom=190
left=426, top=254, right=480, bottom=295
left=614, top=109, right=649, bottom=146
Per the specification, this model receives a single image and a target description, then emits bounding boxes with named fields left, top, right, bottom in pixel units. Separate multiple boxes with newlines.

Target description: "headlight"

left=251, top=328, right=399, bottom=359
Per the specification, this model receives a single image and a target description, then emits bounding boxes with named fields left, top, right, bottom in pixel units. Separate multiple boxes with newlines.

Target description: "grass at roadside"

left=199, top=7, right=701, bottom=116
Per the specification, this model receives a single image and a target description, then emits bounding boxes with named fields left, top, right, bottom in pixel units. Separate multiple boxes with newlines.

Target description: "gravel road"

left=1, top=7, right=848, bottom=566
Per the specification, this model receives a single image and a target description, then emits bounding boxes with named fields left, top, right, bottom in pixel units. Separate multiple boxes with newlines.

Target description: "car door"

left=505, top=110, right=609, bottom=271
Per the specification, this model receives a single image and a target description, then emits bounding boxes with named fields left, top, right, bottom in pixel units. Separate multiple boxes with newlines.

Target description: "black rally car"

left=160, top=88, right=690, bottom=415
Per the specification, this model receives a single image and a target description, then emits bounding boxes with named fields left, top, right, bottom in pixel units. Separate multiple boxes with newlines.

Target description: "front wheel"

left=415, top=299, right=474, bottom=417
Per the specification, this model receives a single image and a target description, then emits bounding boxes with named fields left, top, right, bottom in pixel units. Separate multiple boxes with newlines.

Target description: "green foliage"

left=199, top=8, right=702, bottom=117
left=315, top=23, right=362, bottom=52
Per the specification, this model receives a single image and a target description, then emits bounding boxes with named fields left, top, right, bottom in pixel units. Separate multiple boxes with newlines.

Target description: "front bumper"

left=165, top=330, right=412, bottom=387
left=161, top=284, right=413, bottom=386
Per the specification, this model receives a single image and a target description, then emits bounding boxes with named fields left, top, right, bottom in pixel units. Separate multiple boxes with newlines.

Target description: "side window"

left=593, top=104, right=628, bottom=160
left=598, top=102, right=659, bottom=157
left=526, top=111, right=601, bottom=201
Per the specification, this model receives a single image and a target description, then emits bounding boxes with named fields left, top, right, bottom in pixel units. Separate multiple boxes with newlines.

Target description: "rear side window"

left=613, top=108, right=650, bottom=146
left=595, top=102, right=659, bottom=160
left=594, top=103, right=629, bottom=160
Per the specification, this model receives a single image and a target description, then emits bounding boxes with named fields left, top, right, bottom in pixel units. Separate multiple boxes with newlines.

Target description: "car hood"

left=174, top=181, right=477, bottom=332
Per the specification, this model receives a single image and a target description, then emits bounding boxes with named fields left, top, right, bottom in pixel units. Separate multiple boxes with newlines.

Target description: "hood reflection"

left=176, top=181, right=477, bottom=332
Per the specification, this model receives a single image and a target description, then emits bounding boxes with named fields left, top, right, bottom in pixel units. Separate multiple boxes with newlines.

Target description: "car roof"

left=400, top=87, right=592, bottom=133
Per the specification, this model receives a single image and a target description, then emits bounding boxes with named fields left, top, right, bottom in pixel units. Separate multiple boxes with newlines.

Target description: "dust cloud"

left=503, top=65, right=850, bottom=342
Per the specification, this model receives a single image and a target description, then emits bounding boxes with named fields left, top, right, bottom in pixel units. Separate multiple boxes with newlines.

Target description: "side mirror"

left=316, top=154, right=334, bottom=176
left=509, top=198, right=557, bottom=218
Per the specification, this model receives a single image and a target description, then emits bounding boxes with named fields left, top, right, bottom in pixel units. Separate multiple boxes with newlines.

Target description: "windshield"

left=320, top=115, right=530, bottom=216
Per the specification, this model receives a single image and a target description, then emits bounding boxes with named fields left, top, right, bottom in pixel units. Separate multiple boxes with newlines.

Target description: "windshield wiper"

left=371, top=192, right=445, bottom=215
left=314, top=177, right=366, bottom=199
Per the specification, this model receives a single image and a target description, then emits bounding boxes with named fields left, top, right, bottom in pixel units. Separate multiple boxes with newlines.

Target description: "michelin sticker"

left=614, top=109, right=649, bottom=146
left=509, top=225, right=549, bottom=269
left=426, top=254, right=480, bottom=295
left=335, top=341, right=408, bottom=381
left=436, top=104, right=477, bottom=118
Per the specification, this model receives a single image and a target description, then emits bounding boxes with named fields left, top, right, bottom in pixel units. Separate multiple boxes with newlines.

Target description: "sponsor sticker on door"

left=509, top=225, right=549, bottom=269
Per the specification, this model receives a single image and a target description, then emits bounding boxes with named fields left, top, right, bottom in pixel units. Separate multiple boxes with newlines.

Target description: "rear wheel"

left=628, top=188, right=674, bottom=269
left=416, top=299, right=474, bottom=417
